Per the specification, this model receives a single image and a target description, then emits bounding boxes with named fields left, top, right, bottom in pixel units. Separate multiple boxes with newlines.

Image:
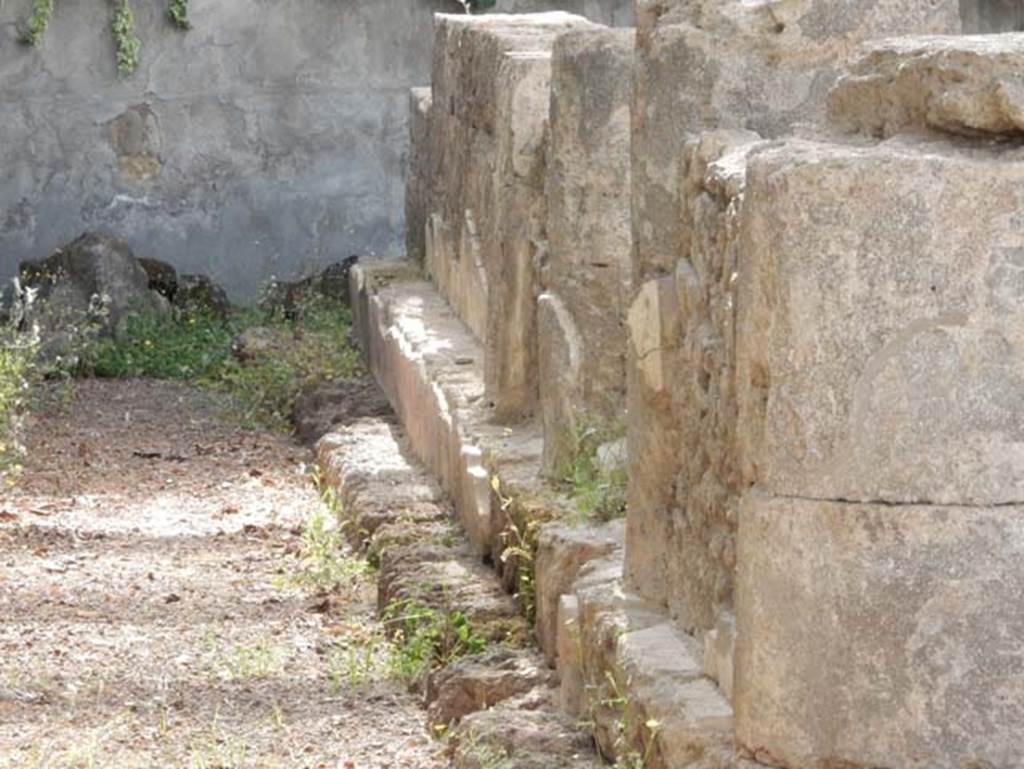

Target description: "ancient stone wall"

left=624, top=0, right=971, bottom=640
left=0, top=0, right=630, bottom=300
left=539, top=27, right=633, bottom=473
left=387, top=9, right=1024, bottom=769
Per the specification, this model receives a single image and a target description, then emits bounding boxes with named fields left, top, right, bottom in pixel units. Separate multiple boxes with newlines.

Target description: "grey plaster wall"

left=961, top=0, right=1024, bottom=31
left=0, top=0, right=630, bottom=300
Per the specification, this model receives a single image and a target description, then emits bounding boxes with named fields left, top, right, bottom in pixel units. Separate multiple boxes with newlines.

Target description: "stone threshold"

left=342, top=258, right=742, bottom=769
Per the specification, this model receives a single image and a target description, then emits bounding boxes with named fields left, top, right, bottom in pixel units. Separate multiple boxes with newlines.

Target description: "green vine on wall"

left=20, top=0, right=189, bottom=74
left=20, top=0, right=54, bottom=46
left=112, top=0, right=142, bottom=76
left=167, top=0, right=190, bottom=30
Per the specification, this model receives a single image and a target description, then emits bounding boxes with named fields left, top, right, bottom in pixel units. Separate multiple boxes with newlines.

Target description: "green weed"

left=79, top=295, right=362, bottom=433
left=557, top=414, right=627, bottom=522
left=383, top=598, right=488, bottom=684
left=0, top=313, right=39, bottom=485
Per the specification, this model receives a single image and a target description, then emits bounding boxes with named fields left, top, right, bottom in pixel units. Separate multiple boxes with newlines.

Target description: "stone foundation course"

left=329, top=9, right=1024, bottom=769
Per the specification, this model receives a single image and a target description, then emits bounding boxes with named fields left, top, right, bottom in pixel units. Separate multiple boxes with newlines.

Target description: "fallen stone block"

left=735, top=490, right=1024, bottom=769
left=829, top=34, right=1024, bottom=139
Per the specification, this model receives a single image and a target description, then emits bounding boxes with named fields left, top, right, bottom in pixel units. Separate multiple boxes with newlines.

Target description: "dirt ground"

left=0, top=379, right=445, bottom=769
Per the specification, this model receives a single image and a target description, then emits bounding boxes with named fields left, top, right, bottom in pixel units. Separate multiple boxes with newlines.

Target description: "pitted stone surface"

left=631, top=0, right=963, bottom=281
left=534, top=519, right=624, bottom=664
left=426, top=12, right=599, bottom=420
left=736, top=491, right=1024, bottom=769
left=830, top=34, right=1024, bottom=138
left=540, top=27, right=634, bottom=472
left=735, top=138, right=1024, bottom=506
left=425, top=647, right=554, bottom=726
left=626, top=132, right=762, bottom=634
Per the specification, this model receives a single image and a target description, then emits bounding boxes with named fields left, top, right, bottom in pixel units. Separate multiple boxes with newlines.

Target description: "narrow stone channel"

left=0, top=379, right=444, bottom=769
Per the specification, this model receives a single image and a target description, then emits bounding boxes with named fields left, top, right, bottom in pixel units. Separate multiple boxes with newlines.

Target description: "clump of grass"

left=288, top=505, right=371, bottom=594
left=383, top=598, right=488, bottom=684
left=78, top=294, right=362, bottom=433
left=557, top=414, right=627, bottom=522
left=80, top=310, right=233, bottom=380
left=206, top=636, right=288, bottom=681
left=0, top=305, right=40, bottom=486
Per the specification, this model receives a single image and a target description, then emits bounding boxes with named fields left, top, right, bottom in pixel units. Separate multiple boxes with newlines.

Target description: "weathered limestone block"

left=405, top=87, right=434, bottom=265
left=425, top=647, right=554, bottom=726
left=625, top=133, right=762, bottom=635
left=735, top=138, right=1024, bottom=505
left=829, top=34, right=1024, bottom=139
left=534, top=519, right=624, bottom=664
left=556, top=594, right=584, bottom=716
left=427, top=13, right=598, bottom=420
left=735, top=491, right=1024, bottom=769
left=540, top=27, right=634, bottom=472
left=631, top=0, right=963, bottom=279
left=571, top=557, right=735, bottom=768
left=450, top=688, right=598, bottom=769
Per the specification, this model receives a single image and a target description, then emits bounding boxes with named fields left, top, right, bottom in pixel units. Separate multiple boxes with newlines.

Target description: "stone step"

left=347, top=258, right=741, bottom=769
left=315, top=401, right=600, bottom=765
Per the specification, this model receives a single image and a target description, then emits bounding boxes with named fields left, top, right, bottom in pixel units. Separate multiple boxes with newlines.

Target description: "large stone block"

left=735, top=138, right=1024, bottom=506
left=540, top=27, right=634, bottom=472
left=625, top=0, right=965, bottom=634
left=631, top=0, right=963, bottom=279
left=426, top=13, right=598, bottom=420
left=735, top=491, right=1024, bottom=768
left=534, top=519, right=623, bottom=664
left=405, top=87, right=434, bottom=264
left=829, top=34, right=1024, bottom=139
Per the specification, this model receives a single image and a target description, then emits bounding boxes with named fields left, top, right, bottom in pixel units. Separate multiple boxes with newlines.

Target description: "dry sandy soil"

left=0, top=379, right=445, bottom=769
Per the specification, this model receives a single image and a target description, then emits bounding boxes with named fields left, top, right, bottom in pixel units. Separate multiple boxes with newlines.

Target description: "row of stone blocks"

left=398, top=5, right=1024, bottom=769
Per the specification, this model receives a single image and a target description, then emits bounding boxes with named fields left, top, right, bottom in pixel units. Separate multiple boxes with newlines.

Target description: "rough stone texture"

left=571, top=555, right=734, bottom=768
left=378, top=540, right=528, bottom=645
left=539, top=27, right=633, bottom=473
left=735, top=491, right=1024, bottom=769
left=735, top=138, right=1024, bottom=506
left=533, top=519, right=623, bottom=665
left=426, top=13, right=600, bottom=420
left=174, top=274, right=230, bottom=320
left=405, top=88, right=435, bottom=265
left=555, top=594, right=584, bottom=716
left=0, top=0, right=631, bottom=300
left=450, top=688, right=598, bottom=769
left=625, top=133, right=762, bottom=636
left=293, top=378, right=393, bottom=446
left=630, top=0, right=963, bottom=281
left=829, top=34, right=1024, bottom=139
left=626, top=0, right=966, bottom=631
left=316, top=418, right=449, bottom=551
left=17, top=232, right=170, bottom=361
left=425, top=647, right=554, bottom=726
left=349, top=260, right=555, bottom=564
